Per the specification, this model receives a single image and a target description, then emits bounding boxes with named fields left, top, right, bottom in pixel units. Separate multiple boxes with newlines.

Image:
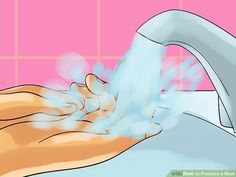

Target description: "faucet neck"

left=137, top=10, right=236, bottom=133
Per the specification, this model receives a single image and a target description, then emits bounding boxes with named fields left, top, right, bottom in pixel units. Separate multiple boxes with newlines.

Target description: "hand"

left=0, top=74, right=162, bottom=177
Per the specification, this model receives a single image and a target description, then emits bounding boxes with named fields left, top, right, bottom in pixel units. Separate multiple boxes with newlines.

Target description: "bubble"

left=84, top=97, right=99, bottom=112
left=93, top=62, right=104, bottom=77
left=32, top=121, right=52, bottom=130
left=31, top=114, right=54, bottom=130
left=56, top=53, right=88, bottom=82
left=131, top=121, right=151, bottom=135
left=59, top=116, right=79, bottom=130
left=71, top=67, right=85, bottom=83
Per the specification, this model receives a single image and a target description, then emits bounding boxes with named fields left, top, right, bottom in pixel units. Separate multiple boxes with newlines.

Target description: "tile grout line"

left=96, top=0, right=101, bottom=60
left=14, top=0, right=18, bottom=85
left=7, top=1, right=189, bottom=88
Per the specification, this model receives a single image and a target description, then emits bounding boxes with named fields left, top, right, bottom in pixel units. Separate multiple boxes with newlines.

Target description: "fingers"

left=70, top=73, right=108, bottom=97
left=0, top=85, right=73, bottom=103
left=69, top=82, right=93, bottom=99
left=85, top=74, right=108, bottom=95
left=84, top=74, right=116, bottom=112
left=79, top=110, right=105, bottom=122
left=144, top=123, right=162, bottom=138
left=69, top=82, right=100, bottom=113
left=0, top=84, right=84, bottom=110
left=70, top=74, right=116, bottom=111
left=38, top=100, right=77, bottom=117
left=0, top=92, right=77, bottom=120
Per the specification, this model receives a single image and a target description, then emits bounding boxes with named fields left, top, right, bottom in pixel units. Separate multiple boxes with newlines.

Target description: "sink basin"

left=33, top=91, right=236, bottom=177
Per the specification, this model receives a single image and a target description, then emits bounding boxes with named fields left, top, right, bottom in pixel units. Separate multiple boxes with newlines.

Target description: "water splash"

left=56, top=53, right=88, bottom=82
left=86, top=34, right=203, bottom=137
left=32, top=34, right=204, bottom=139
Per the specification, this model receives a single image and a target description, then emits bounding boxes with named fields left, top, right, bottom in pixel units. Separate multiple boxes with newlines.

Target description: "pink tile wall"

left=0, top=0, right=15, bottom=55
left=2, top=0, right=235, bottom=91
left=18, top=58, right=119, bottom=89
left=0, top=59, right=15, bottom=88
left=100, top=0, right=179, bottom=56
left=18, top=0, right=97, bottom=56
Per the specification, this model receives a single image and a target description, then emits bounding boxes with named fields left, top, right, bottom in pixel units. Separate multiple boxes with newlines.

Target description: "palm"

left=0, top=74, right=161, bottom=177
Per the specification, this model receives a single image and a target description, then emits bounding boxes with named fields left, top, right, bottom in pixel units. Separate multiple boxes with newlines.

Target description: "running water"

left=91, top=34, right=165, bottom=138
left=87, top=34, right=203, bottom=138
left=32, top=33, right=204, bottom=139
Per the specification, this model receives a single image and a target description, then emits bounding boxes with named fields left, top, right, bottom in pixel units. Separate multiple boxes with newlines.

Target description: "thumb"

left=127, top=122, right=162, bottom=140
left=85, top=74, right=108, bottom=95
left=0, top=93, right=78, bottom=120
left=101, top=123, right=162, bottom=155
left=108, top=122, right=162, bottom=142
left=144, top=123, right=162, bottom=139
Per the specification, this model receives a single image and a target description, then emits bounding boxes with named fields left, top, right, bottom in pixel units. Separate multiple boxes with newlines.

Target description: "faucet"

left=137, top=10, right=236, bottom=135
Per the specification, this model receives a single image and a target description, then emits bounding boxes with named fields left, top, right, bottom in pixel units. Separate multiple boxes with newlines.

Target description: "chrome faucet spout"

left=137, top=10, right=236, bottom=133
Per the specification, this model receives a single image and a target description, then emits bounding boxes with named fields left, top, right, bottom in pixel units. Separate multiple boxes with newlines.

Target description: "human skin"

left=0, top=74, right=162, bottom=177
